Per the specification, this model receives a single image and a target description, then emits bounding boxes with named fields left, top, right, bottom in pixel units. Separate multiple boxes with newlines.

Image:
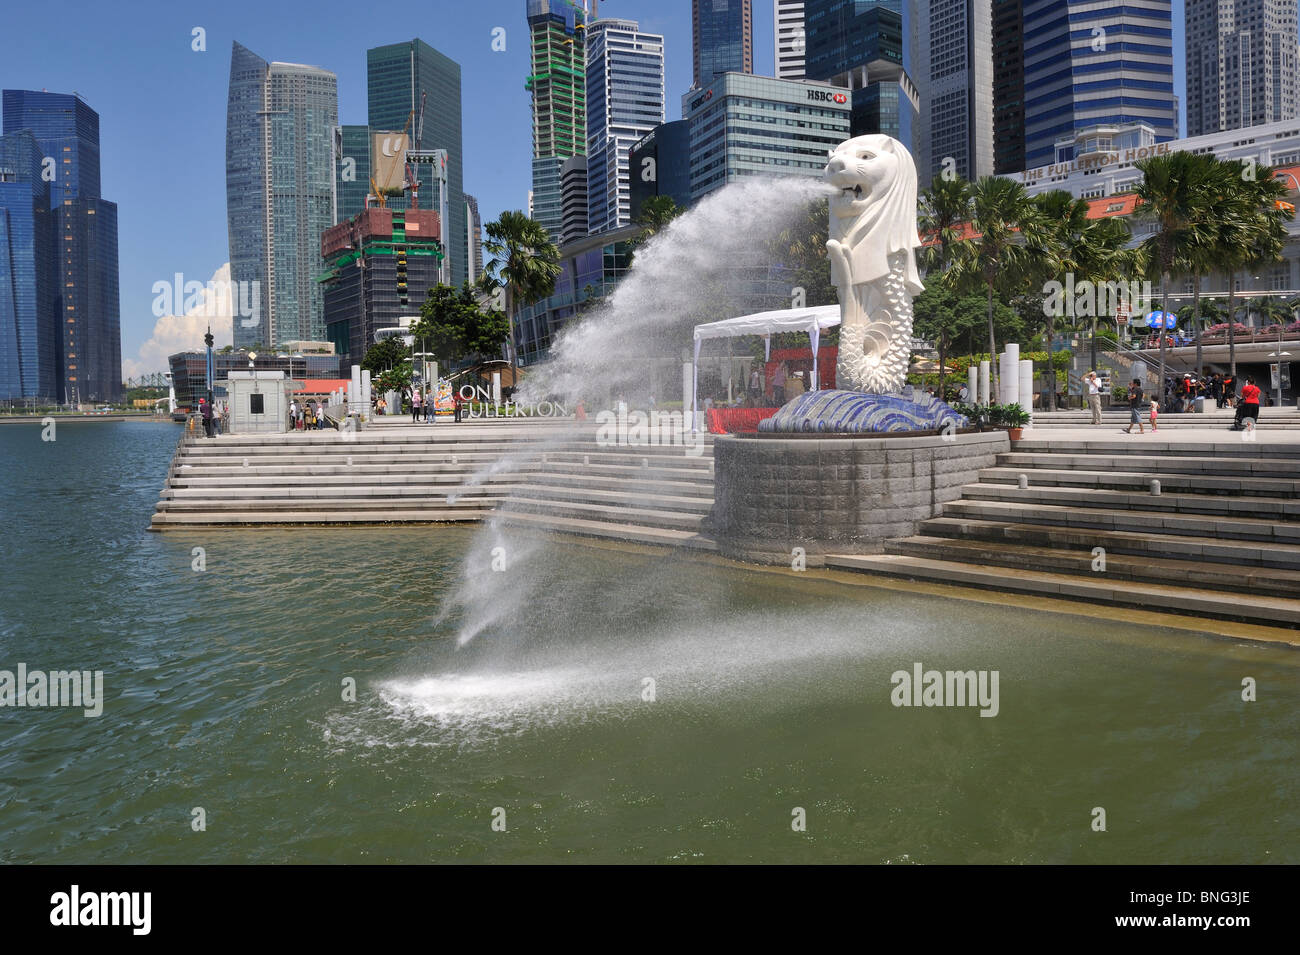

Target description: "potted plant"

left=1001, top=403, right=1030, bottom=440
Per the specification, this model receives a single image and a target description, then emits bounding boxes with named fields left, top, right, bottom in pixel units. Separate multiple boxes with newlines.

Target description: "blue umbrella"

left=1145, top=310, right=1177, bottom=329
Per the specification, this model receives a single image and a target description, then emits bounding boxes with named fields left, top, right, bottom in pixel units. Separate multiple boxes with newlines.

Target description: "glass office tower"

left=586, top=18, right=665, bottom=235
left=0, top=129, right=55, bottom=401
left=3, top=90, right=120, bottom=403
left=226, top=42, right=338, bottom=348
left=693, top=0, right=753, bottom=87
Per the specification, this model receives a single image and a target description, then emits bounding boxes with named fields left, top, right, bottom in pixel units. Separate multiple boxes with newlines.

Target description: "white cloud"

left=121, top=263, right=234, bottom=379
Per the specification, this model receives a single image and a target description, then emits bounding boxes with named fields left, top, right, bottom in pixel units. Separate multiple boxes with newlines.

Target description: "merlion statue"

left=758, top=134, right=966, bottom=433
left=824, top=134, right=924, bottom=394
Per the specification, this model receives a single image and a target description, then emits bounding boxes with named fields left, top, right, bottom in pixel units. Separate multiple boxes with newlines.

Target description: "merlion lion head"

left=824, top=134, right=923, bottom=295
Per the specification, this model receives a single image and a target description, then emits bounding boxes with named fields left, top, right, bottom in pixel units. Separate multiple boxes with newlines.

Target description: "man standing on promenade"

left=1086, top=371, right=1103, bottom=425
left=1122, top=378, right=1145, bottom=434
left=200, top=398, right=214, bottom=438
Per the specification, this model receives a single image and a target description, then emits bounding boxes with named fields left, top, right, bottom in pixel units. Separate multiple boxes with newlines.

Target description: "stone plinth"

left=707, top=431, right=1009, bottom=565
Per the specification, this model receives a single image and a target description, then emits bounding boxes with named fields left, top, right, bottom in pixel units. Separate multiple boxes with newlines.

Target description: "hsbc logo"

left=807, top=89, right=847, bottom=105
left=689, top=88, right=714, bottom=112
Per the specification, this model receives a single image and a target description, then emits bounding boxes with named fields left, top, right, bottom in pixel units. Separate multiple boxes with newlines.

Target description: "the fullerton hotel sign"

left=1020, top=141, right=1175, bottom=183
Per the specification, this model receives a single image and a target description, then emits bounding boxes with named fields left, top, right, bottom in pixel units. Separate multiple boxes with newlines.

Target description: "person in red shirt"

left=1232, top=376, right=1261, bottom=430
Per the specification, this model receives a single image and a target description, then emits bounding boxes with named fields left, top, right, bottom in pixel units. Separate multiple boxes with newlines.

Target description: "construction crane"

left=405, top=91, right=427, bottom=209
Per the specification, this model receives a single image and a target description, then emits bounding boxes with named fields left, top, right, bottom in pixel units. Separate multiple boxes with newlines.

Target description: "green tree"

left=1220, top=168, right=1289, bottom=375
left=1030, top=189, right=1138, bottom=406
left=632, top=196, right=686, bottom=248
left=483, top=211, right=562, bottom=377
left=410, top=282, right=510, bottom=370
left=361, top=336, right=410, bottom=376
left=1135, top=152, right=1239, bottom=397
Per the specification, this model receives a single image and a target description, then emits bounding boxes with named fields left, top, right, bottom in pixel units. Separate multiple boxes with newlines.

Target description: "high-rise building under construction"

left=527, top=0, right=589, bottom=243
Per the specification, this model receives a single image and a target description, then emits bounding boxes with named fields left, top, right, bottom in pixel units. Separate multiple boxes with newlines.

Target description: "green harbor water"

left=0, top=420, right=1296, bottom=863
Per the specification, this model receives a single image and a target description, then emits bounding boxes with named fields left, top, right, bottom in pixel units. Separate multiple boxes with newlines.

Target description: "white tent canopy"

left=691, top=305, right=841, bottom=427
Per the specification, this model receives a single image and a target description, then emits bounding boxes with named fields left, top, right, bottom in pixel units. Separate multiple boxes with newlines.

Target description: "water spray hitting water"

left=440, top=177, right=833, bottom=649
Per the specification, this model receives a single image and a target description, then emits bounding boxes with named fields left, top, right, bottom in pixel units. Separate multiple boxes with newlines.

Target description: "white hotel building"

left=1005, top=119, right=1300, bottom=302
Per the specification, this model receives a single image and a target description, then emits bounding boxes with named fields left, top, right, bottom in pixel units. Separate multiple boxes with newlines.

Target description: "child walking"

left=1149, top=397, right=1159, bottom=432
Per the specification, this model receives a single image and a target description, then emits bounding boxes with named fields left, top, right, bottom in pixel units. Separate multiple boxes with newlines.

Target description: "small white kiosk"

left=225, top=370, right=292, bottom=434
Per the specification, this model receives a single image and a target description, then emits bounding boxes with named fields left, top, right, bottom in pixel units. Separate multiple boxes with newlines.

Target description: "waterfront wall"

left=708, top=431, right=1009, bottom=565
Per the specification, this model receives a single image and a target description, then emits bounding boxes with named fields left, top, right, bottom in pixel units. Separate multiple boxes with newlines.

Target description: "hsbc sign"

left=689, top=88, right=714, bottom=112
left=807, top=89, right=848, bottom=105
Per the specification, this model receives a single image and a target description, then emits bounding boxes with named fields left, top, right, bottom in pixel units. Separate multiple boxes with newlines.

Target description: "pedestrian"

left=288, top=399, right=298, bottom=432
left=317, top=401, right=327, bottom=429
left=748, top=368, right=760, bottom=398
left=1149, top=396, right=1159, bottom=432
left=1231, top=375, right=1261, bottom=430
left=411, top=388, right=422, bottom=423
left=773, top=362, right=787, bottom=404
left=200, top=398, right=213, bottom=438
left=1085, top=371, right=1103, bottom=425
left=1122, top=378, right=1145, bottom=434
left=424, top=389, right=434, bottom=422
left=958, top=382, right=970, bottom=402
left=453, top=389, right=462, bottom=423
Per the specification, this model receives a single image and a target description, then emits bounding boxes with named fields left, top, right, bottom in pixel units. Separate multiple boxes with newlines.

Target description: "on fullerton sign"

left=1021, top=141, right=1176, bottom=182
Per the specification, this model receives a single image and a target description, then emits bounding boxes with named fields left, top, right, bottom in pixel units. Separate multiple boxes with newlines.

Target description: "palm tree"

left=964, top=176, right=1044, bottom=392
left=1031, top=190, right=1139, bottom=407
left=1220, top=169, right=1289, bottom=376
left=632, top=196, right=685, bottom=246
left=918, top=176, right=972, bottom=398
left=483, top=211, right=562, bottom=378
left=1135, top=151, right=1227, bottom=401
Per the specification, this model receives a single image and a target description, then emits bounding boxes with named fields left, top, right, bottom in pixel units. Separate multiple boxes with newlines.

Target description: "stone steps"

left=497, top=496, right=706, bottom=531
left=918, top=515, right=1300, bottom=569
left=959, top=481, right=1300, bottom=519
left=490, top=511, right=718, bottom=551
left=152, top=423, right=717, bottom=546
left=940, top=498, right=1299, bottom=544
left=824, top=554, right=1300, bottom=628
left=995, top=451, right=1300, bottom=476
left=884, top=535, right=1300, bottom=598
left=979, top=465, right=1300, bottom=497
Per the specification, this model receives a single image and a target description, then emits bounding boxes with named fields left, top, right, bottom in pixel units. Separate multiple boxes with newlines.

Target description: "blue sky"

left=0, top=1, right=1186, bottom=375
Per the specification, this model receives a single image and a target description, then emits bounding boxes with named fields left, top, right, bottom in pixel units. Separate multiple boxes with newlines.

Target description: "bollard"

left=1018, top=473, right=1028, bottom=489
left=1150, top=479, right=1161, bottom=495
left=243, top=457, right=249, bottom=469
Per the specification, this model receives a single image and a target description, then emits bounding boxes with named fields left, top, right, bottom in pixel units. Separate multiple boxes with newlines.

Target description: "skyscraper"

left=991, top=0, right=1026, bottom=174
left=226, top=43, right=338, bottom=349
left=527, top=1, right=588, bottom=243
left=693, top=0, right=753, bottom=87
left=3, top=90, right=120, bottom=403
left=918, top=0, right=993, bottom=183
left=464, top=193, right=484, bottom=284
left=803, top=1, right=922, bottom=164
left=333, top=125, right=372, bottom=224
left=1022, top=1, right=1177, bottom=169
left=775, top=1, right=807, bottom=80
left=0, top=128, right=55, bottom=400
left=586, top=19, right=665, bottom=235
left=368, top=39, right=466, bottom=287
left=1186, top=0, right=1300, bottom=136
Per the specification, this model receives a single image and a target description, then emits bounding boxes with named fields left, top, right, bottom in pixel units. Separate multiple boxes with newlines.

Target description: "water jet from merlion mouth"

left=440, top=176, right=834, bottom=648
left=516, top=175, right=834, bottom=410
